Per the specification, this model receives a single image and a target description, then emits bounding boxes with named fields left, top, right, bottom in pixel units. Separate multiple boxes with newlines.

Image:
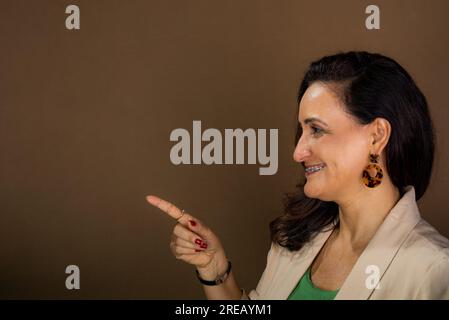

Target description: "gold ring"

left=177, top=209, right=185, bottom=221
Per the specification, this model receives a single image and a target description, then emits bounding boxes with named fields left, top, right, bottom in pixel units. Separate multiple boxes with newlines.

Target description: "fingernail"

left=189, top=220, right=197, bottom=227
left=195, top=249, right=201, bottom=252
left=200, top=242, right=208, bottom=249
left=195, top=238, right=202, bottom=245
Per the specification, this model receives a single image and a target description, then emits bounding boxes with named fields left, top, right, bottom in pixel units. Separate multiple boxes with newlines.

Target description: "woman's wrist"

left=196, top=260, right=232, bottom=285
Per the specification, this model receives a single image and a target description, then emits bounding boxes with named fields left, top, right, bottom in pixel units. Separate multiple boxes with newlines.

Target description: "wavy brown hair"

left=269, top=51, right=435, bottom=252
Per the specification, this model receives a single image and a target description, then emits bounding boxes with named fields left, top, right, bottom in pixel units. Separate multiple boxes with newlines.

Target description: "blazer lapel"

left=270, top=226, right=334, bottom=299
left=335, top=185, right=421, bottom=299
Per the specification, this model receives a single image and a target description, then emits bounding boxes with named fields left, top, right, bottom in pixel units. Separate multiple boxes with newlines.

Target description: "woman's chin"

left=304, top=183, right=335, bottom=201
left=304, top=181, right=330, bottom=200
left=304, top=182, right=320, bottom=198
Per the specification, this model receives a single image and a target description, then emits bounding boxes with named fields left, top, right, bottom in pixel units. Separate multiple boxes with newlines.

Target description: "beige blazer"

left=241, top=186, right=449, bottom=300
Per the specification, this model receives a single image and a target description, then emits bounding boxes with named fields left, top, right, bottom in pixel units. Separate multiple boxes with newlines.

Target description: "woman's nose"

left=293, top=136, right=311, bottom=163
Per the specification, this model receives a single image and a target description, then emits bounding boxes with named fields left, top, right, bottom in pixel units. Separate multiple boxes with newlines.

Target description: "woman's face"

left=293, top=82, right=373, bottom=202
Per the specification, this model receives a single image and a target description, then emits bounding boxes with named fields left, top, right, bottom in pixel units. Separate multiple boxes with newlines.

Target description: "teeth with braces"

left=305, top=164, right=325, bottom=173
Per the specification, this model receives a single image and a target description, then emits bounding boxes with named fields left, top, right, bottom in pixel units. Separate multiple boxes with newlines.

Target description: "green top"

left=287, top=267, right=339, bottom=300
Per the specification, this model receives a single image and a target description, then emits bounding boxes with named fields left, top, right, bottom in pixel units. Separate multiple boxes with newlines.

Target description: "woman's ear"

left=370, top=118, right=392, bottom=153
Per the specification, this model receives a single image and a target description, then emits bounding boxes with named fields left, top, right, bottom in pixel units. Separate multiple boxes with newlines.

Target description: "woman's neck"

left=335, top=181, right=401, bottom=252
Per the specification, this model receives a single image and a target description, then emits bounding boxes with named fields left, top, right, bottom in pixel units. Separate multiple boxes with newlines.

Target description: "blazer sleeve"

left=240, top=242, right=277, bottom=300
left=413, top=255, right=449, bottom=299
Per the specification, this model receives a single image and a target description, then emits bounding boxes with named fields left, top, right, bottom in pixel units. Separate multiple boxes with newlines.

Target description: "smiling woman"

left=253, top=51, right=449, bottom=299
left=148, top=51, right=449, bottom=301
left=292, top=80, right=393, bottom=200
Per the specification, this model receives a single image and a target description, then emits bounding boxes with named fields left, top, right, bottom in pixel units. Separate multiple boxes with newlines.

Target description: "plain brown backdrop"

left=0, top=0, right=448, bottom=299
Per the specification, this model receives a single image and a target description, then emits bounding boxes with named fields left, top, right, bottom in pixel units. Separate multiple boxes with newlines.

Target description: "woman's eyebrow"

left=298, top=117, right=329, bottom=127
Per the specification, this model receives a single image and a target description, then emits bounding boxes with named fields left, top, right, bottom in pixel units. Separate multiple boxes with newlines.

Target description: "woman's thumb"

left=186, top=218, right=212, bottom=241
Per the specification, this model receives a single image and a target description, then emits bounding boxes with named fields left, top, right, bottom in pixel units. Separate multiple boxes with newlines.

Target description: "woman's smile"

left=305, top=167, right=325, bottom=177
left=305, top=163, right=326, bottom=177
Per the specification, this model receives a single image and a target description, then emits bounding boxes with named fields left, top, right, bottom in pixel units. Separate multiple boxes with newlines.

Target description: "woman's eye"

left=311, top=126, right=323, bottom=135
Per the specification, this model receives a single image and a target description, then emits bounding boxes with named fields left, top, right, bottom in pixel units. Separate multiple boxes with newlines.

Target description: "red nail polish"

left=195, top=239, right=202, bottom=245
left=189, top=220, right=197, bottom=227
left=195, top=249, right=201, bottom=252
left=200, top=243, right=208, bottom=249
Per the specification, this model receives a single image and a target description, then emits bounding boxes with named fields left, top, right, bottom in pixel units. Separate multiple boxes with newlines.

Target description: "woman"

left=147, top=51, right=449, bottom=299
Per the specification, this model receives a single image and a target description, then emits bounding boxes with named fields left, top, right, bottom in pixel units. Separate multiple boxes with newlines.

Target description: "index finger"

left=146, top=195, right=183, bottom=221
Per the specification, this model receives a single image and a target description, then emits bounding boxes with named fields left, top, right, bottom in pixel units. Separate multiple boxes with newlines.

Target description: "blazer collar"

left=274, top=226, right=334, bottom=299
left=336, top=185, right=421, bottom=299
left=280, top=185, right=421, bottom=300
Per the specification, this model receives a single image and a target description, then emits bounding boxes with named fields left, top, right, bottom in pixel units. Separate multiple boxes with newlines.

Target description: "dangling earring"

left=362, top=154, right=383, bottom=188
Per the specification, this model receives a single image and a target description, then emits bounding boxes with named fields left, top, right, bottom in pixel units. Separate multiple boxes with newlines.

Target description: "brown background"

left=0, top=0, right=448, bottom=299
